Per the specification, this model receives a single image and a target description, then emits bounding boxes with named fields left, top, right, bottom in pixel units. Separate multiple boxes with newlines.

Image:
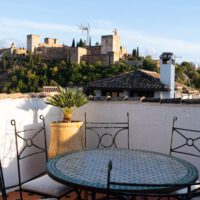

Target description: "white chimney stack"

left=160, top=52, right=175, bottom=99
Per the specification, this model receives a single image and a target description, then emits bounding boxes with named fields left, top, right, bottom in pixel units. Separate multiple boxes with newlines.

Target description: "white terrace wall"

left=0, top=98, right=200, bottom=188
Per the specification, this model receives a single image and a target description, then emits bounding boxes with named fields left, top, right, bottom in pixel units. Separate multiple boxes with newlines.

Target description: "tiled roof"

left=87, top=70, right=169, bottom=91
left=141, top=70, right=199, bottom=94
left=175, top=82, right=199, bottom=94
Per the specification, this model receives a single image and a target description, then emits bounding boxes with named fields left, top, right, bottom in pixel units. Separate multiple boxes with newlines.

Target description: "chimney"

left=160, top=52, right=175, bottom=99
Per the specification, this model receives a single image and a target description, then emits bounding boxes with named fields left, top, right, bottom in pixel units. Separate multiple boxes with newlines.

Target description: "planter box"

left=48, top=121, right=83, bottom=159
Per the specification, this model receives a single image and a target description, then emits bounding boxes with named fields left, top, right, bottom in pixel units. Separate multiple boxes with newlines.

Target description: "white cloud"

left=0, top=17, right=78, bottom=33
left=0, top=38, right=25, bottom=49
left=90, top=19, right=114, bottom=27
left=120, top=29, right=200, bottom=63
left=143, top=47, right=158, bottom=58
left=0, top=17, right=83, bottom=47
left=0, top=17, right=200, bottom=63
left=0, top=39, right=12, bottom=48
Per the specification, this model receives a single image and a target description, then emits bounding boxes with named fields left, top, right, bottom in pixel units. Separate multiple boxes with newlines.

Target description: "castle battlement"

left=26, top=31, right=127, bottom=65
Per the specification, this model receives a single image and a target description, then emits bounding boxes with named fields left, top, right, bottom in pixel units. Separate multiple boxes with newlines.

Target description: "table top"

left=47, top=149, right=198, bottom=192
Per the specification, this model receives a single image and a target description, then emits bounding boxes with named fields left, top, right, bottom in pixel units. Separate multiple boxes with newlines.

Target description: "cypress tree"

left=79, top=39, right=83, bottom=47
left=136, top=47, right=139, bottom=57
left=3, top=56, right=6, bottom=69
left=66, top=49, right=69, bottom=63
left=71, top=38, right=75, bottom=47
left=29, top=53, right=34, bottom=68
left=132, top=49, right=137, bottom=57
left=89, top=36, right=91, bottom=46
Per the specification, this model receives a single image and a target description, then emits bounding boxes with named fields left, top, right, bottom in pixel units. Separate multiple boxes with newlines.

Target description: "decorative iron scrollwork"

left=85, top=113, right=130, bottom=149
left=170, top=116, right=200, bottom=157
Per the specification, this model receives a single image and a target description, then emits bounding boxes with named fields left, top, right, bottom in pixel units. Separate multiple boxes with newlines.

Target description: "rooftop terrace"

left=0, top=97, right=200, bottom=199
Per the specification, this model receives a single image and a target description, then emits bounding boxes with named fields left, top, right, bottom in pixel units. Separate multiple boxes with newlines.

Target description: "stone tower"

left=10, top=42, right=16, bottom=54
left=101, top=29, right=121, bottom=62
left=160, top=52, right=175, bottom=99
left=27, top=34, right=40, bottom=53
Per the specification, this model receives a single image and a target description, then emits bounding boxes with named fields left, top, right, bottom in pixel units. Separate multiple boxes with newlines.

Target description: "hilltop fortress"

left=26, top=30, right=127, bottom=65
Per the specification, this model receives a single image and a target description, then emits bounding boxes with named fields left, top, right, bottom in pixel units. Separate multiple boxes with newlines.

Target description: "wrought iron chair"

left=0, top=160, right=7, bottom=200
left=169, top=116, right=200, bottom=198
left=85, top=112, right=130, bottom=149
left=170, top=116, right=200, bottom=158
left=106, top=161, right=200, bottom=200
left=85, top=112, right=129, bottom=200
left=11, top=115, right=81, bottom=200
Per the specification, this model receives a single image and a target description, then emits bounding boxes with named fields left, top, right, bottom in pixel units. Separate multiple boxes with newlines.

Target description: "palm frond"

left=45, top=87, right=88, bottom=110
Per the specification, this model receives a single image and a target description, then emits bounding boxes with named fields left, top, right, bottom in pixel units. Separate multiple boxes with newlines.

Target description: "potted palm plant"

left=45, top=87, right=88, bottom=158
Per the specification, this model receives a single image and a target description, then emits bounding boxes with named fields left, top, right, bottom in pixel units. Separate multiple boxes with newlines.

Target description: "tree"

left=28, top=53, right=34, bottom=68
left=79, top=39, right=84, bottom=47
left=71, top=38, right=75, bottom=47
left=89, top=36, right=91, bottom=46
left=35, top=54, right=41, bottom=64
left=2, top=56, right=7, bottom=69
left=136, top=47, right=139, bottom=57
left=132, top=49, right=137, bottom=57
left=1, top=54, right=199, bottom=93
left=49, top=80, right=58, bottom=86
left=143, top=56, right=157, bottom=72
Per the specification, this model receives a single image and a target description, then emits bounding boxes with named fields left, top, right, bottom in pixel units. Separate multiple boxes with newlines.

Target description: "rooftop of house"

left=87, top=69, right=170, bottom=91
left=142, top=69, right=199, bottom=94
left=87, top=69, right=199, bottom=94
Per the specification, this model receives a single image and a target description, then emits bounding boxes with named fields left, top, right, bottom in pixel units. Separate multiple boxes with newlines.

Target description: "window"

left=162, top=59, right=170, bottom=64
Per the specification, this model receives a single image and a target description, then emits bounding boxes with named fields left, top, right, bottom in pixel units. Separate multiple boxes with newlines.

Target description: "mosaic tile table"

left=47, top=149, right=198, bottom=193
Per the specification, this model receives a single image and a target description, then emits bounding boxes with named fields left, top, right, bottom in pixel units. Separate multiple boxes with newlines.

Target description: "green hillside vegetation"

left=0, top=54, right=199, bottom=93
left=175, top=61, right=200, bottom=88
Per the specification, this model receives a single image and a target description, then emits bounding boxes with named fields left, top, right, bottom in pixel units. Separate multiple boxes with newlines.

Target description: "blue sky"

left=0, top=0, right=200, bottom=63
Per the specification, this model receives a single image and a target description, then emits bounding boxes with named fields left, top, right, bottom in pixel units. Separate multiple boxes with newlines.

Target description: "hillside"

left=0, top=55, right=199, bottom=93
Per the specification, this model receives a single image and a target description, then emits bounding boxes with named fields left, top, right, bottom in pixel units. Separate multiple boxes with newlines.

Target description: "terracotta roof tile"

left=87, top=70, right=169, bottom=91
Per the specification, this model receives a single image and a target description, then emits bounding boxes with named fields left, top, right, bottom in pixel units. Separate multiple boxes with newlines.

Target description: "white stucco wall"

left=0, top=98, right=200, bottom=188
left=154, top=91, right=160, bottom=98
left=0, top=97, right=62, bottom=188
left=160, top=61, right=175, bottom=98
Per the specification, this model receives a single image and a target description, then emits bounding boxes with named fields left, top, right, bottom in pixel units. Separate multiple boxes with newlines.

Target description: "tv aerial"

left=175, top=56, right=182, bottom=59
left=79, top=23, right=90, bottom=45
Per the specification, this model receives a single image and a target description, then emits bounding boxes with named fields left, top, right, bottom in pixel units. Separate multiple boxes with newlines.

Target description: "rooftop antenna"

left=79, top=23, right=90, bottom=45
left=175, top=56, right=182, bottom=59
left=112, top=28, right=118, bottom=35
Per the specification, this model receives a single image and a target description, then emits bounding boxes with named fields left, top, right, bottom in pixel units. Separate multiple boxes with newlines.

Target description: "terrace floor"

left=1, top=191, right=116, bottom=200
left=0, top=191, right=174, bottom=200
left=1, top=191, right=83, bottom=200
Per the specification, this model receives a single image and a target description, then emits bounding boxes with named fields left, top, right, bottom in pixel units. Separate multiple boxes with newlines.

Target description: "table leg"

left=84, top=191, right=88, bottom=200
left=91, top=192, right=96, bottom=200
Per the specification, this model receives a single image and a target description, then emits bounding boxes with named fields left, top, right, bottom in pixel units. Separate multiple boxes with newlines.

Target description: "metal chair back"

left=106, top=160, right=200, bottom=200
left=11, top=115, right=47, bottom=197
left=85, top=112, right=129, bottom=149
left=170, top=116, right=200, bottom=158
left=0, top=160, right=7, bottom=200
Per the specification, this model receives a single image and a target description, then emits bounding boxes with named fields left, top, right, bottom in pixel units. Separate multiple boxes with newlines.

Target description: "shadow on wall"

left=0, top=97, right=58, bottom=189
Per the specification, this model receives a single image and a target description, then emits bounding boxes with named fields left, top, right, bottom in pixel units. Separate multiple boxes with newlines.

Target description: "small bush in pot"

left=45, top=87, right=88, bottom=158
left=45, top=87, right=88, bottom=122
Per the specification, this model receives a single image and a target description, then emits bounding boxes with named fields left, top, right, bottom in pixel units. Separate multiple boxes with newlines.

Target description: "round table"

left=47, top=149, right=198, bottom=192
